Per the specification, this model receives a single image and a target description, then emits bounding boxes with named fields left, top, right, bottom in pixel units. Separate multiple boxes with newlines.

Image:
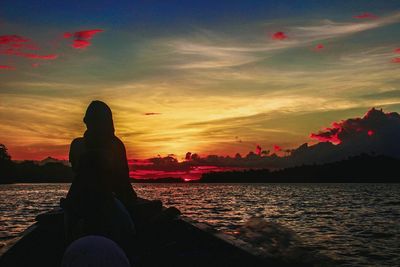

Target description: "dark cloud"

left=144, top=112, right=161, bottom=116
left=305, top=108, right=400, bottom=162
left=310, top=108, right=399, bottom=145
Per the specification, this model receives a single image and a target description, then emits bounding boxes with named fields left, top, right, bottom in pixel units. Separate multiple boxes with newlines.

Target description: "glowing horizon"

left=1, top=1, right=400, bottom=161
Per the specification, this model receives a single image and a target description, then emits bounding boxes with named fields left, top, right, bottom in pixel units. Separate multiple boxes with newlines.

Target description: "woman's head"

left=84, top=100, right=115, bottom=138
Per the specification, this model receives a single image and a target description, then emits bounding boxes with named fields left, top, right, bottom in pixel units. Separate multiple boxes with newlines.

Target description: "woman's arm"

left=114, top=138, right=137, bottom=206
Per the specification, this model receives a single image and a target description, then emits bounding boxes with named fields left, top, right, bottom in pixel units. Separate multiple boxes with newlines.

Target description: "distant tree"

left=0, top=144, right=15, bottom=182
left=0, top=144, right=11, bottom=161
left=234, top=153, right=242, bottom=159
left=191, top=153, right=199, bottom=161
left=245, top=151, right=259, bottom=160
left=261, top=150, right=270, bottom=156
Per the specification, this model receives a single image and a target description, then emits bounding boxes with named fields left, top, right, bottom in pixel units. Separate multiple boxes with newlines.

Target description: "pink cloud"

left=314, top=44, right=324, bottom=51
left=72, top=39, right=91, bottom=49
left=394, top=48, right=400, bottom=54
left=273, top=145, right=282, bottom=152
left=256, top=145, right=262, bottom=156
left=63, top=32, right=73, bottom=39
left=0, top=35, right=30, bottom=44
left=353, top=12, right=378, bottom=19
left=15, top=52, right=58, bottom=60
left=74, top=29, right=103, bottom=39
left=66, top=29, right=104, bottom=49
left=391, top=58, right=400, bottom=63
left=272, top=32, right=287, bottom=40
left=0, top=65, right=16, bottom=70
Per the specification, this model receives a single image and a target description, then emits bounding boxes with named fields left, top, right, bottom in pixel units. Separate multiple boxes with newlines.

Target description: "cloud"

left=0, top=35, right=30, bottom=44
left=0, top=65, right=16, bottom=70
left=292, top=12, right=400, bottom=40
left=392, top=58, right=400, bottom=63
left=64, top=29, right=104, bottom=49
left=313, top=44, right=324, bottom=51
left=14, top=52, right=58, bottom=60
left=129, top=108, right=400, bottom=179
left=256, top=144, right=262, bottom=155
left=272, top=32, right=287, bottom=40
left=0, top=34, right=57, bottom=63
left=144, top=112, right=162, bottom=116
left=309, top=108, right=400, bottom=157
left=72, top=39, right=91, bottom=49
left=166, top=12, right=400, bottom=69
left=353, top=13, right=378, bottom=19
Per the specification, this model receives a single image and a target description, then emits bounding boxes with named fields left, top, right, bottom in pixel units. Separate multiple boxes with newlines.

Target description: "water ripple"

left=0, top=183, right=399, bottom=266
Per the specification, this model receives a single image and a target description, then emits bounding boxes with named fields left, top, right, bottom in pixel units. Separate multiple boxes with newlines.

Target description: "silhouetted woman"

left=64, top=100, right=137, bottom=246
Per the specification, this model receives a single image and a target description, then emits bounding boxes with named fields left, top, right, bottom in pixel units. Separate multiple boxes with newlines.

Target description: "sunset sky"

left=1, top=1, right=400, bottom=160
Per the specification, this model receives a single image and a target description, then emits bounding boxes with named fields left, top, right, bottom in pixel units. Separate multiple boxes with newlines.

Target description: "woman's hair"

left=83, top=100, right=115, bottom=147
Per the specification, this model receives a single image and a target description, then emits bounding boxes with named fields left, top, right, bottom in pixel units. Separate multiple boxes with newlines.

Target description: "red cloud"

left=0, top=35, right=38, bottom=51
left=314, top=44, right=324, bottom=51
left=74, top=29, right=103, bottom=39
left=391, top=58, right=400, bottom=63
left=0, top=35, right=30, bottom=44
left=15, top=52, right=58, bottom=60
left=144, top=112, right=161, bottom=116
left=256, top=145, right=262, bottom=156
left=394, top=48, right=400, bottom=54
left=310, top=128, right=341, bottom=144
left=0, top=65, right=16, bottom=70
left=353, top=13, right=378, bottom=19
left=273, top=145, right=281, bottom=152
left=272, top=32, right=287, bottom=40
left=63, top=32, right=73, bottom=39
left=66, top=29, right=104, bottom=49
left=72, top=39, right=91, bottom=49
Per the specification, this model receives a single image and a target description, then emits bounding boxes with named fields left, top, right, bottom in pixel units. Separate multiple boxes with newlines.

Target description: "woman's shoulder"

left=112, top=136, right=126, bottom=150
left=71, top=137, right=85, bottom=147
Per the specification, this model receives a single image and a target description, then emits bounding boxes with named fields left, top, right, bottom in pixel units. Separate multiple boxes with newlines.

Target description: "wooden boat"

left=0, top=200, right=314, bottom=267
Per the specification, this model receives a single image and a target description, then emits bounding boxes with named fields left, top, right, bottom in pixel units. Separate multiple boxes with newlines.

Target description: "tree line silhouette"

left=1, top=144, right=398, bottom=183
left=0, top=144, right=73, bottom=183
left=200, top=154, right=399, bottom=183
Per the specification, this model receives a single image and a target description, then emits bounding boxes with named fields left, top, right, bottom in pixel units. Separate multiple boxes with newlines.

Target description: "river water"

left=0, top=183, right=399, bottom=266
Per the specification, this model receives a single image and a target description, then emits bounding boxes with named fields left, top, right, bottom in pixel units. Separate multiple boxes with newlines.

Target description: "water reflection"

left=0, top=183, right=399, bottom=267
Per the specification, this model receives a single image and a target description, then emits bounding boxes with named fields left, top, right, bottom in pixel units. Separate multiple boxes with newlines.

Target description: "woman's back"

left=64, top=101, right=137, bottom=245
left=68, top=136, right=136, bottom=209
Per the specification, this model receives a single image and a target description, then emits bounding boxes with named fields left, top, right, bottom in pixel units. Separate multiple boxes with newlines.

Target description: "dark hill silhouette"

left=200, top=154, right=399, bottom=183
